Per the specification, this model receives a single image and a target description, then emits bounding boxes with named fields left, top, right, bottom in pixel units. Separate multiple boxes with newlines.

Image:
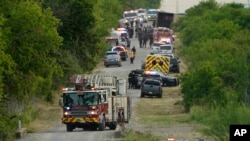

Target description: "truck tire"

left=98, top=116, right=106, bottom=131
left=66, top=124, right=74, bottom=132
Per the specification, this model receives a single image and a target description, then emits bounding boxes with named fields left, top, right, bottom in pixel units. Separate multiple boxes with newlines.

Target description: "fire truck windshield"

left=63, top=92, right=99, bottom=106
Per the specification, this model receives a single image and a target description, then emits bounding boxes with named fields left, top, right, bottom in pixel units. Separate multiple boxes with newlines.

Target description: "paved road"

left=16, top=22, right=152, bottom=141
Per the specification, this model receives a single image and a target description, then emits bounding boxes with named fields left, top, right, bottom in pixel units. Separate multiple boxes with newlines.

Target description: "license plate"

left=148, top=92, right=152, bottom=94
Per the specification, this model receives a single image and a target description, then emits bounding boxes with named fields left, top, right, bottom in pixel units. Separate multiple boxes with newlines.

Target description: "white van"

left=159, top=44, right=174, bottom=55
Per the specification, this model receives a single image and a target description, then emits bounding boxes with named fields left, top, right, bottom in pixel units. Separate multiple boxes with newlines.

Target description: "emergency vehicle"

left=108, top=28, right=129, bottom=47
left=153, top=27, right=174, bottom=43
left=144, top=54, right=170, bottom=76
left=59, top=74, right=130, bottom=132
left=123, top=10, right=138, bottom=23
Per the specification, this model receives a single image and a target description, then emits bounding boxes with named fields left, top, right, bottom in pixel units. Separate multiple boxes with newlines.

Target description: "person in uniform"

left=128, top=71, right=133, bottom=89
left=129, top=50, right=135, bottom=64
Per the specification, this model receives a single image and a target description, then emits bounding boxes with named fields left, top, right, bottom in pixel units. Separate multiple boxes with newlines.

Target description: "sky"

left=160, top=0, right=250, bottom=13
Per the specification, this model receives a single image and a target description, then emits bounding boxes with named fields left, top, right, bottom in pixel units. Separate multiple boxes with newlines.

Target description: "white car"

left=159, top=44, right=174, bottom=55
left=150, top=42, right=165, bottom=55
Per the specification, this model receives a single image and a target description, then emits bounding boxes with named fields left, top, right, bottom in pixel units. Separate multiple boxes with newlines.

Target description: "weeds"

left=124, top=129, right=161, bottom=141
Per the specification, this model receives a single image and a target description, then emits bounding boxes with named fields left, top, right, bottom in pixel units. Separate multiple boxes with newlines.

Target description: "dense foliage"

left=0, top=0, right=161, bottom=140
left=174, top=0, right=250, bottom=140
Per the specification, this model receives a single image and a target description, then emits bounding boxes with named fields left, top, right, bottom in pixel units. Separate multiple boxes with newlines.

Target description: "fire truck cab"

left=59, top=74, right=130, bottom=132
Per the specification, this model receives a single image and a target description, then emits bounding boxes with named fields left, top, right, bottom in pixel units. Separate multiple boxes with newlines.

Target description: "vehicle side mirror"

left=59, top=99, right=63, bottom=107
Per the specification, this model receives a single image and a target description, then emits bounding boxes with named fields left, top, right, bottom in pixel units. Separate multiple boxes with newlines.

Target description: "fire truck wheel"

left=109, top=123, right=117, bottom=130
left=66, top=124, right=74, bottom=132
left=98, top=116, right=106, bottom=131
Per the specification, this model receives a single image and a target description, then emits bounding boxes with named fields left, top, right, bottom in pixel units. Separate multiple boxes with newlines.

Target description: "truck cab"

left=59, top=74, right=130, bottom=132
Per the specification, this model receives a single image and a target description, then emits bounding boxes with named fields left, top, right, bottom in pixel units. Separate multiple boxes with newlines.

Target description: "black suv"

left=169, top=58, right=180, bottom=73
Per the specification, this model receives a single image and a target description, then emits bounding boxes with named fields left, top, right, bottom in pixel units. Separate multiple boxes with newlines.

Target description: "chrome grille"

left=71, top=109, right=87, bottom=117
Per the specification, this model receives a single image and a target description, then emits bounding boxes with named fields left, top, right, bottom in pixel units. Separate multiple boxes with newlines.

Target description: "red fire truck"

left=59, top=74, right=130, bottom=132
left=153, top=27, right=174, bottom=43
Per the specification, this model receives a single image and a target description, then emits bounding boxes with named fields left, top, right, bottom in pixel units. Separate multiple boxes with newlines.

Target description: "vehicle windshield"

left=148, top=10, right=157, bottom=15
left=63, top=92, right=99, bottom=106
left=113, top=47, right=124, bottom=52
left=160, top=46, right=172, bottom=50
left=124, top=12, right=137, bottom=18
left=106, top=52, right=117, bottom=55
left=144, top=80, right=160, bottom=86
left=153, top=43, right=164, bottom=47
left=107, top=54, right=119, bottom=59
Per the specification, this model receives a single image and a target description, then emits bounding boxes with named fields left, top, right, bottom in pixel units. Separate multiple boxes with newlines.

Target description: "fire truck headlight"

left=87, top=111, right=98, bottom=115
left=64, top=111, right=71, bottom=116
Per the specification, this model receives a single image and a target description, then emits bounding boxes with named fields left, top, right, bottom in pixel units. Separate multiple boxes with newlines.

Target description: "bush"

left=190, top=103, right=250, bottom=141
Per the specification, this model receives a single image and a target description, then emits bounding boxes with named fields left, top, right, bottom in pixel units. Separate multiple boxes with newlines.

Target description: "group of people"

left=137, top=25, right=154, bottom=48
left=128, top=71, right=138, bottom=89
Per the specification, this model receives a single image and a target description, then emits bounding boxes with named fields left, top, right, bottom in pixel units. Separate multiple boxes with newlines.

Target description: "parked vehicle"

left=148, top=70, right=179, bottom=86
left=169, top=57, right=180, bottom=73
left=150, top=42, right=164, bottom=55
left=159, top=44, right=174, bottom=55
left=112, top=46, right=127, bottom=61
left=104, top=52, right=122, bottom=67
left=142, top=71, right=163, bottom=86
left=147, top=9, right=158, bottom=21
left=144, top=54, right=170, bottom=76
left=59, top=74, right=131, bottom=132
left=156, top=11, right=174, bottom=28
left=123, top=10, right=138, bottom=23
left=137, top=8, right=148, bottom=22
left=153, top=27, right=174, bottom=43
left=140, top=79, right=163, bottom=98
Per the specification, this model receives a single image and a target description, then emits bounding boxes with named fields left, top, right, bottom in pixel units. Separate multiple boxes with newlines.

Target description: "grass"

left=23, top=91, right=62, bottom=133
left=135, top=86, right=190, bottom=126
left=124, top=129, right=161, bottom=141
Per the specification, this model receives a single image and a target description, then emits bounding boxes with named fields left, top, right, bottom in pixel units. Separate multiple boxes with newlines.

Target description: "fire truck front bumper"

left=61, top=117, right=99, bottom=124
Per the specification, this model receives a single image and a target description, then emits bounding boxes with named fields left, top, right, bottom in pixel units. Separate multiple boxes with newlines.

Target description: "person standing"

left=129, top=50, right=135, bottom=64
left=132, top=46, right=136, bottom=54
left=132, top=74, right=138, bottom=89
left=142, top=32, right=148, bottom=48
left=138, top=29, right=143, bottom=48
left=128, top=71, right=133, bottom=89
